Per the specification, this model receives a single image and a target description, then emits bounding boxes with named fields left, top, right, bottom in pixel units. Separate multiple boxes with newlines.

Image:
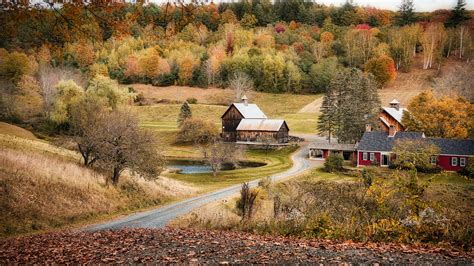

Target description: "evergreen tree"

left=178, top=101, right=192, bottom=127
left=396, top=0, right=416, bottom=26
left=318, top=69, right=381, bottom=144
left=445, top=0, right=470, bottom=28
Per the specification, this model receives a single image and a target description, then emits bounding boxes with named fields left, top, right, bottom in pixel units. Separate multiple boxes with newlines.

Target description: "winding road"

left=86, top=138, right=322, bottom=231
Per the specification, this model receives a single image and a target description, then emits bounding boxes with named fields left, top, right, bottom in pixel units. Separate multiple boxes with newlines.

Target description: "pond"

left=167, top=159, right=266, bottom=174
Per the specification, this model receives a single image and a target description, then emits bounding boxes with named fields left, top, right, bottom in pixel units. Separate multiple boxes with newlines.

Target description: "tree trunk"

left=112, top=167, right=121, bottom=186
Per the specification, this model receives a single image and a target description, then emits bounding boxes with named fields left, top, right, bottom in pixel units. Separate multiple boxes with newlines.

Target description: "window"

left=369, top=153, right=375, bottom=162
left=451, top=157, right=458, bottom=166
left=460, top=158, right=466, bottom=167
left=430, top=156, right=437, bottom=165
left=362, top=152, right=368, bottom=161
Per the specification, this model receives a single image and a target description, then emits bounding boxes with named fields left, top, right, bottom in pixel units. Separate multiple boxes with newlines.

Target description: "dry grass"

left=0, top=148, right=197, bottom=237
left=0, top=122, right=38, bottom=140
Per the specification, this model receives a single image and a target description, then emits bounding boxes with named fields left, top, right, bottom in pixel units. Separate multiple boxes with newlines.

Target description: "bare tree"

left=69, top=97, right=106, bottom=167
left=38, top=65, right=85, bottom=114
left=96, top=109, right=165, bottom=185
left=229, top=72, right=254, bottom=102
left=200, top=139, right=243, bottom=177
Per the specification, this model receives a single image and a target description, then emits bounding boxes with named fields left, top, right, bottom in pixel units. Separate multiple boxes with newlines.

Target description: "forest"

left=0, top=0, right=472, bottom=100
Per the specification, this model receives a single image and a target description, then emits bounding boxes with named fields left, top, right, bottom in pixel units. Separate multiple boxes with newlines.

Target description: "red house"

left=357, top=130, right=474, bottom=171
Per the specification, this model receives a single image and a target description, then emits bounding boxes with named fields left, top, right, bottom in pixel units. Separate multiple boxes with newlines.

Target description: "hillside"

left=0, top=124, right=197, bottom=237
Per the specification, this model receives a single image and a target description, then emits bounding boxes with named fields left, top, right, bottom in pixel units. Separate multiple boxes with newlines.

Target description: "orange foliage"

left=364, top=55, right=397, bottom=87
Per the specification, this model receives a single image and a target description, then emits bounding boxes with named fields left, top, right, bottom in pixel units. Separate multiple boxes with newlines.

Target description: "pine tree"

left=445, top=0, right=470, bottom=28
left=318, top=68, right=381, bottom=144
left=396, top=0, right=416, bottom=26
left=317, top=89, right=337, bottom=143
left=178, top=101, right=192, bottom=127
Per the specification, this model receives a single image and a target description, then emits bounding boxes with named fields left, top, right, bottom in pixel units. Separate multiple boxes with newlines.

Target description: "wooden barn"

left=221, top=96, right=290, bottom=144
left=379, top=99, right=407, bottom=133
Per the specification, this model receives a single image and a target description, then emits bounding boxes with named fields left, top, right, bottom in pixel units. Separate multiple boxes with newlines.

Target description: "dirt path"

left=85, top=138, right=319, bottom=231
left=1, top=228, right=471, bottom=264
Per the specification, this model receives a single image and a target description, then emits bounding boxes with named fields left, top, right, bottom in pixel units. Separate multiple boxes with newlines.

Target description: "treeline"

left=0, top=0, right=472, bottom=96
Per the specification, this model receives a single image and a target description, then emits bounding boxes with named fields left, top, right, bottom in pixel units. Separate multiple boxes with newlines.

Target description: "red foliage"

left=274, top=23, right=285, bottom=33
left=355, top=24, right=372, bottom=30
left=292, top=42, right=305, bottom=54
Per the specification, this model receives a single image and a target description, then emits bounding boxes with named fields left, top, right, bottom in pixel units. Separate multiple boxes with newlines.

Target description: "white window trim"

left=369, top=153, right=375, bottom=162
left=451, top=157, right=458, bottom=166
left=460, top=157, right=466, bottom=167
left=363, top=152, right=368, bottom=161
left=430, top=156, right=437, bottom=165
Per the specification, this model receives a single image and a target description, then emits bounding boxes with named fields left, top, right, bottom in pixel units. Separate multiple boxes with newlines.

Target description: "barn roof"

left=231, top=103, right=267, bottom=119
left=382, top=107, right=408, bottom=125
left=236, top=119, right=287, bottom=132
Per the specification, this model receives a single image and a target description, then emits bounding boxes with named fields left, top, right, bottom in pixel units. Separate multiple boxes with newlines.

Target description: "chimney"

left=365, top=124, right=372, bottom=132
left=388, top=125, right=396, bottom=137
left=389, top=99, right=400, bottom=111
left=241, top=95, right=248, bottom=106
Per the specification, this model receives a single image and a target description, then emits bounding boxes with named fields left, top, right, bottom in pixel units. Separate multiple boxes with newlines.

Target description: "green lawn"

left=167, top=147, right=297, bottom=191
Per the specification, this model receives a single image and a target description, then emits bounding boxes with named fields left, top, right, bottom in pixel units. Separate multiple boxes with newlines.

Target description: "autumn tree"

left=176, top=118, right=218, bottom=145
left=364, top=55, right=397, bottom=87
left=402, top=90, right=474, bottom=139
left=344, top=26, right=379, bottom=67
left=388, top=24, right=420, bottom=72
left=420, top=23, right=447, bottom=69
left=50, top=80, right=85, bottom=124
left=178, top=101, right=192, bottom=127
left=0, top=51, right=34, bottom=82
left=12, top=75, right=44, bottom=121
left=86, top=75, right=135, bottom=109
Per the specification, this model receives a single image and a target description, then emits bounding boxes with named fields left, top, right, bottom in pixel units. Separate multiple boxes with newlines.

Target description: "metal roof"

left=308, top=142, right=356, bottom=151
left=382, top=107, right=407, bottom=125
left=390, top=99, right=400, bottom=104
left=236, top=119, right=286, bottom=132
left=232, top=103, right=267, bottom=119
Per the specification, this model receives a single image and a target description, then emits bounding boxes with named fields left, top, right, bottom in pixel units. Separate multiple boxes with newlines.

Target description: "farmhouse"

left=357, top=130, right=474, bottom=171
left=379, top=99, right=407, bottom=133
left=221, top=96, right=289, bottom=144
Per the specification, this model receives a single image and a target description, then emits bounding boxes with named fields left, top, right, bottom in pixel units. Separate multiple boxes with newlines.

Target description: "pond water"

left=168, top=160, right=266, bottom=174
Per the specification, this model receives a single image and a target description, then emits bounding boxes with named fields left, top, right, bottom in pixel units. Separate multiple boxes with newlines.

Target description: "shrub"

left=458, top=162, right=474, bottom=179
left=176, top=118, right=218, bottom=144
left=186, top=97, right=198, bottom=104
left=236, top=183, right=259, bottom=220
left=324, top=153, right=344, bottom=172
left=258, top=176, right=272, bottom=190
